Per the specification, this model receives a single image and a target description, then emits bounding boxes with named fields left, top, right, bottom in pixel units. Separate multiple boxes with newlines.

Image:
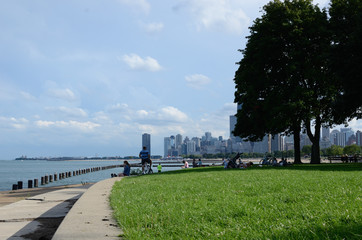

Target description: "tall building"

left=356, top=130, right=362, bottom=146
left=322, top=126, right=330, bottom=140
left=341, top=128, right=354, bottom=144
left=335, top=131, right=346, bottom=147
left=176, top=134, right=183, bottom=148
left=164, top=137, right=171, bottom=157
left=271, top=134, right=281, bottom=152
left=142, top=133, right=151, bottom=156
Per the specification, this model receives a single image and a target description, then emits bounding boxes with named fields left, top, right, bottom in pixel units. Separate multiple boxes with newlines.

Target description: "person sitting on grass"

left=118, top=160, right=131, bottom=176
left=182, top=160, right=189, bottom=168
left=240, top=161, right=254, bottom=169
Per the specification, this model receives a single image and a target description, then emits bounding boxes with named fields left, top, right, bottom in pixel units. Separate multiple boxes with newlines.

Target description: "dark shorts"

left=141, top=158, right=151, bottom=165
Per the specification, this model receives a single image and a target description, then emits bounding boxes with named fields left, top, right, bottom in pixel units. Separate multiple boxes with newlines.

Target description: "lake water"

left=0, top=160, right=179, bottom=191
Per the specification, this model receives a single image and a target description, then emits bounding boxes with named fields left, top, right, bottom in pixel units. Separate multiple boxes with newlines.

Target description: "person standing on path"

left=139, top=146, right=152, bottom=173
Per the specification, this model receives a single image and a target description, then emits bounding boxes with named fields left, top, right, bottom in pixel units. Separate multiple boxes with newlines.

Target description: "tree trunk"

left=306, top=118, right=321, bottom=164
left=293, top=124, right=302, bottom=164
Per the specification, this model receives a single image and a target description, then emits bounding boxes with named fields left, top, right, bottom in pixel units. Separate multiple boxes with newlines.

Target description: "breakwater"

left=11, top=164, right=121, bottom=190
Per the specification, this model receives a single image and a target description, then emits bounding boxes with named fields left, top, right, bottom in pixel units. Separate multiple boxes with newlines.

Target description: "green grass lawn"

left=110, top=164, right=362, bottom=239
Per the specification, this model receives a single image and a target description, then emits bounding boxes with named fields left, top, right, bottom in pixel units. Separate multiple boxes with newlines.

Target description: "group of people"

left=223, top=158, right=254, bottom=169
left=182, top=158, right=203, bottom=169
left=116, top=146, right=163, bottom=177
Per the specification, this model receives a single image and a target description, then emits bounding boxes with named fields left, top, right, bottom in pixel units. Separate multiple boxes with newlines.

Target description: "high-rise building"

left=205, top=132, right=212, bottom=141
left=164, top=137, right=171, bottom=157
left=322, top=126, right=330, bottom=140
left=176, top=134, right=183, bottom=148
left=336, top=131, right=346, bottom=147
left=341, top=128, right=354, bottom=144
left=142, top=133, right=151, bottom=156
left=271, top=134, right=280, bottom=152
left=356, top=130, right=362, bottom=146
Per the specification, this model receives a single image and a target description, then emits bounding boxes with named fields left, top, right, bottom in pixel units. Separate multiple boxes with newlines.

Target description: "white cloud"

left=107, top=103, right=129, bottom=112
left=47, top=88, right=76, bottom=102
left=20, top=91, right=36, bottom=101
left=122, top=54, right=162, bottom=72
left=176, top=0, right=250, bottom=34
left=158, top=106, right=189, bottom=122
left=45, top=106, right=88, bottom=118
left=140, top=21, right=164, bottom=34
left=118, top=0, right=150, bottom=14
left=128, top=106, right=189, bottom=124
left=185, top=74, right=211, bottom=89
left=35, top=120, right=100, bottom=132
left=137, top=110, right=149, bottom=117
left=0, top=116, right=29, bottom=129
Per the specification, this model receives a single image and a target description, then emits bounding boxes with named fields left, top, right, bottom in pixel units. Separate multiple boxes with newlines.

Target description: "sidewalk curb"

left=52, top=177, right=123, bottom=240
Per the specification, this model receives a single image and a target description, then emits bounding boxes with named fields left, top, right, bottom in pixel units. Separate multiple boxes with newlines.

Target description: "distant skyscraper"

left=322, top=126, right=330, bottom=140
left=142, top=133, right=151, bottom=156
left=271, top=134, right=283, bottom=152
left=164, top=137, right=171, bottom=157
left=205, top=132, right=212, bottom=141
left=356, top=131, right=362, bottom=146
left=176, top=134, right=183, bottom=148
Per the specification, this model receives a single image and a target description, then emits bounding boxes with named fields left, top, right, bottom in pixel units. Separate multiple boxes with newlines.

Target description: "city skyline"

left=1, top=0, right=360, bottom=159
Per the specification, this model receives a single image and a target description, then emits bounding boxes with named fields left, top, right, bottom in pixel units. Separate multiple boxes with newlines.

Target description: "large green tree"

left=234, top=0, right=334, bottom=164
left=329, top=0, right=362, bottom=123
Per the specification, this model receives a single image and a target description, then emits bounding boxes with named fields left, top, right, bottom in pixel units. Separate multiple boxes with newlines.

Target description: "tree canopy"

left=233, top=0, right=362, bottom=164
left=329, top=0, right=362, bottom=123
left=234, top=0, right=334, bottom=164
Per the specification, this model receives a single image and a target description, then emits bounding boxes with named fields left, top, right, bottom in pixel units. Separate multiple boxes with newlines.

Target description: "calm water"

left=0, top=160, right=173, bottom=191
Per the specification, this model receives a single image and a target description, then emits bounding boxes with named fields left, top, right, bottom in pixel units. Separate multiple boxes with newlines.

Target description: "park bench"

left=327, top=156, right=361, bottom=163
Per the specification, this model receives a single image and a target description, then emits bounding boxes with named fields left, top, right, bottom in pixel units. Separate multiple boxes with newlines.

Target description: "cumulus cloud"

left=35, top=120, right=100, bottom=131
left=174, top=0, right=250, bottom=34
left=122, top=54, right=162, bottom=72
left=185, top=74, right=211, bottom=89
left=0, top=116, right=29, bottom=129
left=159, top=106, right=188, bottom=122
left=130, top=106, right=189, bottom=124
left=48, top=88, right=76, bottom=101
left=45, top=106, right=88, bottom=118
left=20, top=91, right=36, bottom=101
left=107, top=103, right=129, bottom=112
left=118, top=0, right=150, bottom=14
left=140, top=21, right=164, bottom=34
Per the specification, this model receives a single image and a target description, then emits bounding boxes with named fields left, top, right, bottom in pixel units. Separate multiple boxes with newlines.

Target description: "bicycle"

left=142, top=162, right=153, bottom=174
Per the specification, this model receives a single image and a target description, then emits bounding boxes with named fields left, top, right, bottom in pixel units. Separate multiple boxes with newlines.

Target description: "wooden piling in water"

left=28, top=179, right=33, bottom=188
left=17, top=181, right=23, bottom=189
left=34, top=179, right=38, bottom=187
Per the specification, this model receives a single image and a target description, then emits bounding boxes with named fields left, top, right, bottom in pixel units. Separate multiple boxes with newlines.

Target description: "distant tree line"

left=233, top=0, right=362, bottom=164
left=302, top=144, right=362, bottom=157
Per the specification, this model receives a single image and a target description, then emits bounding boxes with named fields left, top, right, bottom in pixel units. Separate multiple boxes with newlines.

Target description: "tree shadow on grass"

left=269, top=220, right=362, bottom=240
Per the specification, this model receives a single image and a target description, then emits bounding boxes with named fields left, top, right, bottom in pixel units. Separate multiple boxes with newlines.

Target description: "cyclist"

left=139, top=146, right=152, bottom=173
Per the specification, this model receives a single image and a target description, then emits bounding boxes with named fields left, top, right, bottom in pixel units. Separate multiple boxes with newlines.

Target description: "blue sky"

left=1, top=0, right=358, bottom=159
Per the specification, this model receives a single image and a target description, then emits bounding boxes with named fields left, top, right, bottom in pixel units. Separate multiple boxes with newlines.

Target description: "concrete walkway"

left=0, top=185, right=90, bottom=239
left=52, top=177, right=123, bottom=240
left=0, top=177, right=123, bottom=240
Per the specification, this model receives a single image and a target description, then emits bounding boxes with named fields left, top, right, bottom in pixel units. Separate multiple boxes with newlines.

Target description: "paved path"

left=0, top=186, right=90, bottom=239
left=52, top=177, right=123, bottom=240
left=0, top=177, right=123, bottom=240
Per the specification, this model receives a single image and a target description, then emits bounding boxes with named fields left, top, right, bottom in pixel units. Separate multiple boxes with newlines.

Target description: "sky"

left=1, top=0, right=359, bottom=159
